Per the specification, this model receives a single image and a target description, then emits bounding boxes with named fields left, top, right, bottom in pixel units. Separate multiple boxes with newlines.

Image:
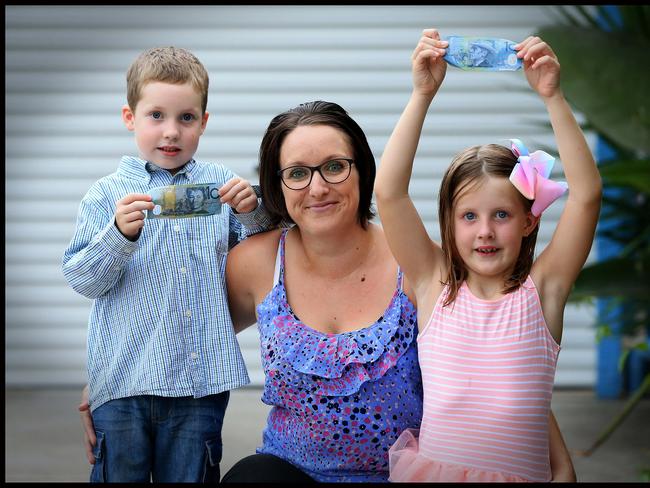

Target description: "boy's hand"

left=412, top=28, right=448, bottom=98
left=114, top=193, right=154, bottom=240
left=515, top=36, right=562, bottom=99
left=78, top=384, right=96, bottom=465
left=219, top=177, right=258, bottom=214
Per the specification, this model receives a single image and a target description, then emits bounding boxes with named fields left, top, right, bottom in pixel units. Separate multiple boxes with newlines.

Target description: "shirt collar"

left=117, top=156, right=199, bottom=183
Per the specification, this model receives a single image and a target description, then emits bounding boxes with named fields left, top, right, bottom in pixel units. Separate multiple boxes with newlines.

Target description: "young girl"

left=374, top=29, right=602, bottom=482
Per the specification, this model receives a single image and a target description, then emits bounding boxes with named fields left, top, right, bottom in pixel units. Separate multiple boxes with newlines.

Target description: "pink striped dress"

left=389, top=276, right=560, bottom=482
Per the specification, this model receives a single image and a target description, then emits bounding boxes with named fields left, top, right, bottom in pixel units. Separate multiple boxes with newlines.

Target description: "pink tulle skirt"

left=388, top=429, right=532, bottom=482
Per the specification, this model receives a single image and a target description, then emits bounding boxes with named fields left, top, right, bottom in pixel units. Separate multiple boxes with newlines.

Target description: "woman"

left=80, top=100, right=576, bottom=483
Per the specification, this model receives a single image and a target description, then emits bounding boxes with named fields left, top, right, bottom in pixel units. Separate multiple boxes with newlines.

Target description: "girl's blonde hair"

left=438, top=144, right=539, bottom=306
left=126, top=46, right=209, bottom=113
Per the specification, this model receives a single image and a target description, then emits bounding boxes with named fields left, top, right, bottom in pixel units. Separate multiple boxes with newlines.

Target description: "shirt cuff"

left=95, top=220, right=140, bottom=259
left=233, top=185, right=272, bottom=229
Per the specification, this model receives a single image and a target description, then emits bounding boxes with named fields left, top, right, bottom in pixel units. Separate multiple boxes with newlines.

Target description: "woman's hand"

left=78, top=384, right=97, bottom=464
left=411, top=28, right=448, bottom=98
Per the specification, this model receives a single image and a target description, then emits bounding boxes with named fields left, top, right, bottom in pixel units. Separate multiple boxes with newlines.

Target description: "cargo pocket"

left=89, top=430, right=106, bottom=483
left=202, top=437, right=223, bottom=483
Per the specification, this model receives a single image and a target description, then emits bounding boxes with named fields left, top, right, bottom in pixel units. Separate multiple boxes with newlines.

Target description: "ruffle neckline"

left=265, top=277, right=417, bottom=396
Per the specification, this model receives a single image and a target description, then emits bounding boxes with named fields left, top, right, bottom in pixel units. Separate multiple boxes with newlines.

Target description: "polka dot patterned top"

left=255, top=229, right=423, bottom=483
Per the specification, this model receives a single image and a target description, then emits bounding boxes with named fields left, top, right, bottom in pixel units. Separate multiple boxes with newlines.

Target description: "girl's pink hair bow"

left=509, top=139, right=568, bottom=217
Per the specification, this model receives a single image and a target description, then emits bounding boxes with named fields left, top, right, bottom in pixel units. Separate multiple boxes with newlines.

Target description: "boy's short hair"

left=126, top=46, right=209, bottom=113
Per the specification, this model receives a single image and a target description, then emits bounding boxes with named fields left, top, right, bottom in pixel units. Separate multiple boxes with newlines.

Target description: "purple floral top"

left=255, top=229, right=423, bottom=483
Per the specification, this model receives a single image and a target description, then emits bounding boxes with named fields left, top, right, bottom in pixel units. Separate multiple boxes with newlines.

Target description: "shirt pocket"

left=190, top=213, right=229, bottom=256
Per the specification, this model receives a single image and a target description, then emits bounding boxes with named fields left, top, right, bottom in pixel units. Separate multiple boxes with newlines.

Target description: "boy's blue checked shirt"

left=62, top=156, right=271, bottom=411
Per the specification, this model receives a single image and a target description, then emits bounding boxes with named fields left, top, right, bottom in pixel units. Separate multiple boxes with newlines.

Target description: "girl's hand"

left=551, top=469, right=577, bottom=483
left=412, top=28, right=448, bottom=98
left=515, top=36, right=562, bottom=99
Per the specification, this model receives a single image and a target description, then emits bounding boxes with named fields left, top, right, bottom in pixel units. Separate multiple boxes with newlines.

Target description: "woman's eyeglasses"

left=277, top=158, right=354, bottom=190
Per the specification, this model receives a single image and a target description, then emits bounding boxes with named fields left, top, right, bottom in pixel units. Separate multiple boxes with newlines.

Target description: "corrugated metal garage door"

left=5, top=5, right=596, bottom=387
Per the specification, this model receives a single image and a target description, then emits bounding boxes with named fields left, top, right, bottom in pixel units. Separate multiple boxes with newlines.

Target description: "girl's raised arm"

left=519, top=37, right=602, bottom=310
left=375, top=29, right=448, bottom=296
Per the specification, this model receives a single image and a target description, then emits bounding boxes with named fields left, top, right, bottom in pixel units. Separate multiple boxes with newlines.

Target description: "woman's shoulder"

left=230, top=228, right=284, bottom=261
left=227, top=228, right=285, bottom=298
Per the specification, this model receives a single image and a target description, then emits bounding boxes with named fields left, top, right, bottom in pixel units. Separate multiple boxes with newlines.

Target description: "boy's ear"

left=200, top=111, right=209, bottom=134
left=523, top=212, right=540, bottom=237
left=122, top=104, right=135, bottom=131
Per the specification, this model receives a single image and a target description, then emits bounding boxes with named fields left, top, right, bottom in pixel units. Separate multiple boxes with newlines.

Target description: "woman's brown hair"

left=258, top=101, right=376, bottom=228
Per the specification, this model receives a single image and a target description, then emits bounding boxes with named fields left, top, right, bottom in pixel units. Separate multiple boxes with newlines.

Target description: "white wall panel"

left=5, top=5, right=596, bottom=388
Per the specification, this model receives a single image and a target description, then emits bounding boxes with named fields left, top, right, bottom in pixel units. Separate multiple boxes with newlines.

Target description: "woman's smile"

left=307, top=201, right=338, bottom=213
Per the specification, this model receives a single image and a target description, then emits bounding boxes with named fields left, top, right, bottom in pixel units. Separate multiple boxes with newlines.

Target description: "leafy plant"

left=541, top=5, right=650, bottom=152
left=536, top=5, right=650, bottom=468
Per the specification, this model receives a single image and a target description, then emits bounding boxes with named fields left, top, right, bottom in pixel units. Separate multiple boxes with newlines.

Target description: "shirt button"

left=185, top=310, right=192, bottom=318
left=180, top=267, right=187, bottom=274
left=173, top=225, right=181, bottom=232
left=190, top=352, right=198, bottom=360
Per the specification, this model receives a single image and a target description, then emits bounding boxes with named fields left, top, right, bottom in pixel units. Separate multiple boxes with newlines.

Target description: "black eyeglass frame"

left=276, top=158, right=355, bottom=190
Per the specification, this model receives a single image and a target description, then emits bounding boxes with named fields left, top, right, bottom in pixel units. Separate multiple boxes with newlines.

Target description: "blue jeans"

left=89, top=392, right=229, bottom=483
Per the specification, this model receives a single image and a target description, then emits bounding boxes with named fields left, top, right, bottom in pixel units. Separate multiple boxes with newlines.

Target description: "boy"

left=62, top=46, right=270, bottom=482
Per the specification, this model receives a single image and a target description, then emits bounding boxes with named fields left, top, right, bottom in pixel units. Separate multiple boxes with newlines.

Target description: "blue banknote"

left=443, top=36, right=522, bottom=71
left=146, top=183, right=222, bottom=219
